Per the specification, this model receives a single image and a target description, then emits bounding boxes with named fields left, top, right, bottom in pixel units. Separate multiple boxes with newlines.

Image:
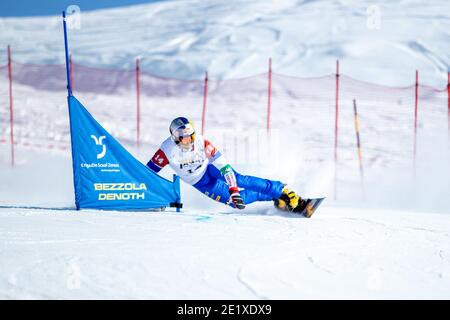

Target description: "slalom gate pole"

left=334, top=60, right=340, bottom=199
left=136, top=58, right=141, bottom=149
left=353, top=99, right=365, bottom=199
left=267, top=57, right=272, bottom=134
left=62, top=11, right=79, bottom=210
left=69, top=54, right=74, bottom=93
left=8, top=45, right=14, bottom=167
left=413, top=70, right=419, bottom=174
left=173, top=174, right=181, bottom=212
left=62, top=11, right=72, bottom=97
left=201, top=71, right=208, bottom=135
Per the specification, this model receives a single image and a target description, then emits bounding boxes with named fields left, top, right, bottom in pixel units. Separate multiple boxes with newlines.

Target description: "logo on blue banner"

left=68, top=96, right=181, bottom=210
left=90, top=135, right=107, bottom=159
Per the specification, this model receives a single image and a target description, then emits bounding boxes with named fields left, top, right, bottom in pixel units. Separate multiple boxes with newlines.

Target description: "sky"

left=0, top=0, right=167, bottom=17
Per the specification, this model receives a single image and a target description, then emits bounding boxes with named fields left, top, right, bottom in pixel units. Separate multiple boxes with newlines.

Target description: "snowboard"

left=296, top=197, right=325, bottom=218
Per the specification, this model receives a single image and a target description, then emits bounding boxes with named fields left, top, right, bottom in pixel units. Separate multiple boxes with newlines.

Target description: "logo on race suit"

left=91, top=135, right=106, bottom=159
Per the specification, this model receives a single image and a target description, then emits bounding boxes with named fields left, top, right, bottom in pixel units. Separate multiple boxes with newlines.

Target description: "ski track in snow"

left=1, top=194, right=450, bottom=299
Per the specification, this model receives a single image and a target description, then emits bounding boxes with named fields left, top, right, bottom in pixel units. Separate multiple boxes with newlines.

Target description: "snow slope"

left=0, top=0, right=449, bottom=299
left=1, top=199, right=450, bottom=299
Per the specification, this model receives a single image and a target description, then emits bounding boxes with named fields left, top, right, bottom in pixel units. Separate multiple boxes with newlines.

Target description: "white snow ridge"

left=0, top=0, right=449, bottom=299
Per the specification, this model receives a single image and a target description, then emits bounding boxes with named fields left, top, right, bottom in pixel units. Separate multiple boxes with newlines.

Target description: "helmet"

left=169, top=117, right=196, bottom=145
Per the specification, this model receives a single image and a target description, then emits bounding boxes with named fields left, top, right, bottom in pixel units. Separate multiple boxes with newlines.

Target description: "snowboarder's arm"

left=204, top=139, right=237, bottom=187
left=204, top=139, right=245, bottom=209
left=204, top=139, right=222, bottom=163
left=146, top=148, right=169, bottom=173
left=221, top=164, right=245, bottom=210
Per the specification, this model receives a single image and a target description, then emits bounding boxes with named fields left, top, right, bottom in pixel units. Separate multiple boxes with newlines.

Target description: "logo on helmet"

left=170, top=117, right=196, bottom=146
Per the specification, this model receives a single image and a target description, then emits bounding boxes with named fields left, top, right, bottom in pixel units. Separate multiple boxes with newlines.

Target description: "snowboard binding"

left=274, top=187, right=325, bottom=218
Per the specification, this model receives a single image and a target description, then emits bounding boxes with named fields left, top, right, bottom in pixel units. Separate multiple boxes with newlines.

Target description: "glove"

left=229, top=187, right=245, bottom=210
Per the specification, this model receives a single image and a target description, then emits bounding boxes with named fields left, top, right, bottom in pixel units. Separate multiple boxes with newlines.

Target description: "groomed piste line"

left=0, top=205, right=76, bottom=211
left=0, top=205, right=160, bottom=211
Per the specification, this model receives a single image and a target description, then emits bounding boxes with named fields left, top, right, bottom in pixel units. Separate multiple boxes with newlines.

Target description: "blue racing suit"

left=193, top=164, right=284, bottom=207
left=147, top=134, right=284, bottom=208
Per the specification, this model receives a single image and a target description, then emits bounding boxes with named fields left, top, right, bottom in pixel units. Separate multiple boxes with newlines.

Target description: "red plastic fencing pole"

left=447, top=72, right=450, bottom=135
left=267, top=57, right=272, bottom=134
left=201, top=71, right=208, bottom=135
left=8, top=45, right=14, bottom=167
left=136, top=58, right=141, bottom=149
left=334, top=60, right=340, bottom=199
left=414, top=70, right=419, bottom=164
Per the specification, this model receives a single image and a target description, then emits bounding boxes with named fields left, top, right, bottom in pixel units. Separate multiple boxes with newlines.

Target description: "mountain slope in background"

left=0, top=0, right=449, bottom=86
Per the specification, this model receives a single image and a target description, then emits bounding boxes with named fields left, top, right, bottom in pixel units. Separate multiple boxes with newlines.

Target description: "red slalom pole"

left=447, top=72, right=450, bottom=135
left=267, top=58, right=272, bottom=134
left=136, top=58, right=141, bottom=149
left=8, top=45, right=14, bottom=167
left=201, top=71, right=208, bottom=135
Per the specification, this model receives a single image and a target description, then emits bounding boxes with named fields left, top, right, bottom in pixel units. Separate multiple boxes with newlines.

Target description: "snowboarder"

left=146, top=117, right=307, bottom=214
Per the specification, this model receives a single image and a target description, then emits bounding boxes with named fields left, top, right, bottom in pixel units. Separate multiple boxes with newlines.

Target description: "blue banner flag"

left=68, top=96, right=181, bottom=210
